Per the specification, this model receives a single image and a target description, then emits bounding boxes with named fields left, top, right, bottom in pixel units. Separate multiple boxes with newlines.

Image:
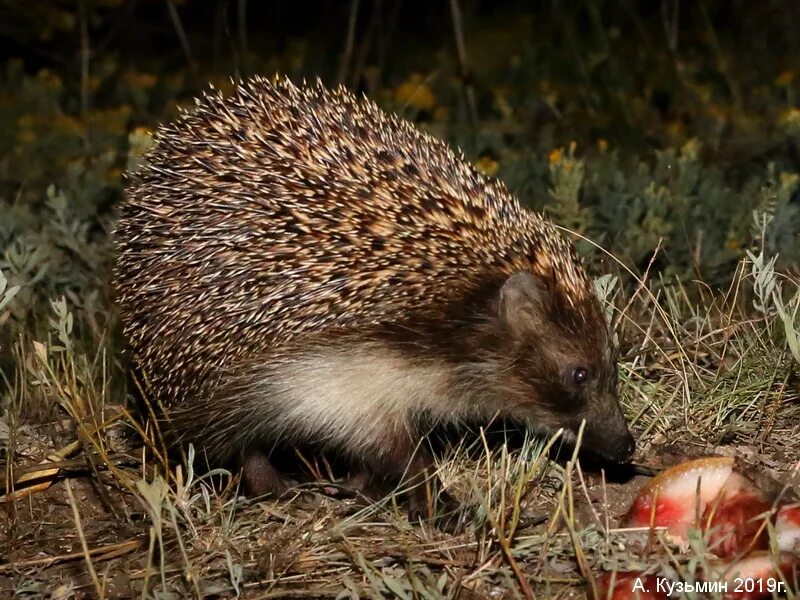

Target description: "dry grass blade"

left=65, top=478, right=104, bottom=597
left=0, top=539, right=141, bottom=573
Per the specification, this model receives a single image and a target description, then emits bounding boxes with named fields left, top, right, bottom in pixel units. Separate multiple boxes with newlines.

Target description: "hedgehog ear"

left=499, top=272, right=549, bottom=336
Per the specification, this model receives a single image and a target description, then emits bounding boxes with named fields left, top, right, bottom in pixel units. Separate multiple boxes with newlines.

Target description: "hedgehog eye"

left=571, top=367, right=589, bottom=385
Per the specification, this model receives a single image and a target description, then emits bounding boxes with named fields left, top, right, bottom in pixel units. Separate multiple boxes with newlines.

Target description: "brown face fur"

left=484, top=272, right=634, bottom=462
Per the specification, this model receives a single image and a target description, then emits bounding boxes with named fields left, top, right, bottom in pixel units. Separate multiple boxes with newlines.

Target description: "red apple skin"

left=625, top=456, right=751, bottom=542
left=618, top=457, right=800, bottom=599
left=776, top=504, right=800, bottom=553
left=703, top=491, right=771, bottom=558
left=627, top=493, right=686, bottom=532
left=713, top=552, right=799, bottom=600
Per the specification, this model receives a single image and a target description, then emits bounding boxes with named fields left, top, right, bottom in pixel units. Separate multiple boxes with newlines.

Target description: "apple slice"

left=702, top=476, right=771, bottom=558
left=626, top=456, right=738, bottom=540
left=776, top=503, right=800, bottom=553
left=705, top=551, right=798, bottom=599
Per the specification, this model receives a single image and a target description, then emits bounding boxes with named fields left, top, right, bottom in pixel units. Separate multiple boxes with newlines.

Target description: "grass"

left=2, top=227, right=798, bottom=598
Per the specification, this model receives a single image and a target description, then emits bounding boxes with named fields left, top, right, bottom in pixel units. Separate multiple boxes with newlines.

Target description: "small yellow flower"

left=597, top=138, right=608, bottom=153
left=708, top=104, right=728, bottom=120
left=725, top=238, right=741, bottom=251
left=125, top=71, right=157, bottom=89
left=695, top=84, right=713, bottom=104
left=492, top=86, right=514, bottom=119
left=666, top=119, right=685, bottom=139
left=17, top=130, right=37, bottom=145
left=394, top=74, right=436, bottom=112
left=775, top=70, right=796, bottom=87
left=77, top=75, right=102, bottom=93
left=52, top=114, right=84, bottom=137
left=474, top=156, right=499, bottom=176
left=106, top=167, right=123, bottom=184
left=128, top=127, right=155, bottom=158
left=36, top=68, right=63, bottom=92
left=780, top=172, right=799, bottom=188
left=781, top=107, right=800, bottom=127
left=548, top=148, right=562, bottom=165
left=88, top=106, right=133, bottom=136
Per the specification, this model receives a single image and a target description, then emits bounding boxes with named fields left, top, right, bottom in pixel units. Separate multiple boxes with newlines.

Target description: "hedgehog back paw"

left=241, top=449, right=288, bottom=498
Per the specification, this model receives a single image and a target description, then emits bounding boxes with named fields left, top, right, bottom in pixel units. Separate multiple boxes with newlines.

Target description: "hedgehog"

left=114, top=76, right=635, bottom=523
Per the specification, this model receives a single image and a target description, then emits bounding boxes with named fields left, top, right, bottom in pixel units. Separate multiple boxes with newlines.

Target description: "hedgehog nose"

left=598, top=420, right=636, bottom=463
left=582, top=419, right=636, bottom=464
left=602, top=430, right=635, bottom=463
left=603, top=400, right=636, bottom=463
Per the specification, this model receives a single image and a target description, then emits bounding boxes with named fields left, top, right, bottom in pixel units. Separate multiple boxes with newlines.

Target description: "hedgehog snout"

left=580, top=395, right=636, bottom=463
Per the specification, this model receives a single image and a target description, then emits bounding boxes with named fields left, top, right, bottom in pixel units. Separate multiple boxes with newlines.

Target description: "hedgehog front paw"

left=408, top=486, right=467, bottom=533
left=241, top=449, right=288, bottom=498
